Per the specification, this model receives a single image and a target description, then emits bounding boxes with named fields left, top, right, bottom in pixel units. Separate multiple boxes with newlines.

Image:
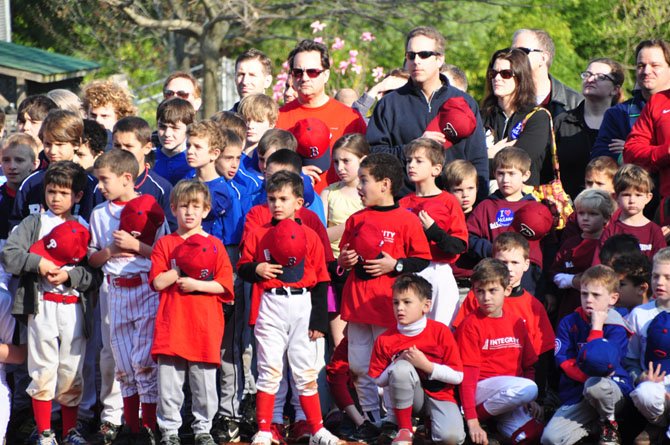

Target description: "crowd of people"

left=0, top=23, right=670, bottom=445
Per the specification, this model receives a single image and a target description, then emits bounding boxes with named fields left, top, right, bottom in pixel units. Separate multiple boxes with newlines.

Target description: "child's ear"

left=423, top=298, right=432, bottom=313
left=432, top=163, right=443, bottom=177
left=639, top=282, right=650, bottom=298
left=523, top=258, right=530, bottom=273
left=142, top=142, right=153, bottom=156
left=73, top=190, right=84, bottom=204
left=504, top=284, right=513, bottom=297
left=296, top=196, right=305, bottom=208
left=609, top=291, right=620, bottom=307
left=522, top=170, right=531, bottom=182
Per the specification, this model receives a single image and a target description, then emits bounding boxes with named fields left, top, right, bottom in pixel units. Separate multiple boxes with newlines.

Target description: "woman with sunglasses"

left=554, top=58, right=624, bottom=198
left=481, top=48, right=552, bottom=187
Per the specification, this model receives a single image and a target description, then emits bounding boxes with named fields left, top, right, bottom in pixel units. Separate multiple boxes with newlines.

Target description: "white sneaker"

left=309, top=427, right=345, bottom=445
left=251, top=430, right=275, bottom=445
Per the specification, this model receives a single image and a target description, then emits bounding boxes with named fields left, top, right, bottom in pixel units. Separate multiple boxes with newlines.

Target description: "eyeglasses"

left=405, top=51, right=442, bottom=61
left=580, top=71, right=615, bottom=83
left=516, top=47, right=544, bottom=55
left=163, top=89, right=191, bottom=99
left=488, top=69, right=515, bottom=80
left=291, top=68, right=325, bottom=79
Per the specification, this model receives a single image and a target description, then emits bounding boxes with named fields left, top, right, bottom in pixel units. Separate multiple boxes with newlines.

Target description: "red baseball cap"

left=259, top=219, right=307, bottom=283
left=120, top=195, right=165, bottom=246
left=171, top=234, right=218, bottom=281
left=350, top=222, right=385, bottom=281
left=425, top=97, right=477, bottom=148
left=291, top=118, right=332, bottom=172
left=30, top=220, right=90, bottom=267
left=511, top=201, right=554, bottom=241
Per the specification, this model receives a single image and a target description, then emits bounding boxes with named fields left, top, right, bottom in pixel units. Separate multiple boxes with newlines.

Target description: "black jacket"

left=548, top=75, right=583, bottom=118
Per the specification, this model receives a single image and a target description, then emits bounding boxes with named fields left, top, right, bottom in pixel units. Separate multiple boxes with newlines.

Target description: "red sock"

left=32, top=399, right=52, bottom=433
left=476, top=403, right=492, bottom=421
left=141, top=402, right=157, bottom=430
left=394, top=406, right=413, bottom=430
left=299, top=394, right=323, bottom=435
left=61, top=404, right=79, bottom=433
left=256, top=391, right=275, bottom=432
left=123, top=394, right=141, bottom=433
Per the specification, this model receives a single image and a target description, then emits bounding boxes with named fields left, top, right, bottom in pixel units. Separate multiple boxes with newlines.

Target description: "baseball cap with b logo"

left=120, top=194, right=165, bottom=246
left=30, top=220, right=90, bottom=267
left=425, top=97, right=477, bottom=149
left=290, top=118, right=332, bottom=172
left=259, top=219, right=307, bottom=283
left=350, top=221, right=385, bottom=280
left=171, top=234, right=218, bottom=281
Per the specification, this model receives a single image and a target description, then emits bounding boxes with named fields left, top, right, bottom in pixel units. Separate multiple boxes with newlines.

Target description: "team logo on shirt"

left=640, top=243, right=652, bottom=251
left=482, top=336, right=521, bottom=350
left=382, top=230, right=396, bottom=244
left=490, top=208, right=514, bottom=229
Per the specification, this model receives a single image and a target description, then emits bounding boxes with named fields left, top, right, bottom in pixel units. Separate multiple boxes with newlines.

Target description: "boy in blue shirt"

left=154, top=98, right=195, bottom=185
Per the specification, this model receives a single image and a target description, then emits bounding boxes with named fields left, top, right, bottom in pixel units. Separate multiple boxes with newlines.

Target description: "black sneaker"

left=211, top=415, right=241, bottom=443
left=599, top=419, right=621, bottom=445
left=89, top=421, right=122, bottom=445
left=194, top=433, right=217, bottom=445
left=353, top=420, right=380, bottom=443
left=376, top=422, right=397, bottom=445
left=138, top=426, right=156, bottom=445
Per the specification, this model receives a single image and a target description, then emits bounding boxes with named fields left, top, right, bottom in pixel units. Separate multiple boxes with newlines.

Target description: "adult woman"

left=555, top=58, right=624, bottom=198
left=482, top=48, right=552, bottom=186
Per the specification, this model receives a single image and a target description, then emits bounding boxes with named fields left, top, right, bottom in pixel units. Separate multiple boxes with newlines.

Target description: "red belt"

left=107, top=275, right=144, bottom=288
left=43, top=292, right=80, bottom=304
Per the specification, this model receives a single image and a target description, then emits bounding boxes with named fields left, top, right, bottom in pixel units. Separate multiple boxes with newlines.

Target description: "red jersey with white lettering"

left=594, top=218, right=666, bottom=262
left=340, top=206, right=432, bottom=328
left=452, top=289, right=554, bottom=356
left=456, top=309, right=537, bottom=380
left=368, top=319, right=462, bottom=402
left=399, top=191, right=468, bottom=263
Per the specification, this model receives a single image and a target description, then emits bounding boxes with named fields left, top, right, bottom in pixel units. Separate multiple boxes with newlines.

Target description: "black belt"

left=269, top=287, right=307, bottom=295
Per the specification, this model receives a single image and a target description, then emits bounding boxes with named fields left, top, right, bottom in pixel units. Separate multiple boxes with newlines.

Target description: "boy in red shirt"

left=368, top=274, right=465, bottom=445
left=399, top=138, right=468, bottom=326
left=338, top=153, right=431, bottom=427
left=150, top=180, right=233, bottom=445
left=456, top=259, right=543, bottom=445
left=237, top=171, right=341, bottom=445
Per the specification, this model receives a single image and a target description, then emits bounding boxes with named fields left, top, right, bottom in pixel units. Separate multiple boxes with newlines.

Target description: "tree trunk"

left=200, top=20, right=229, bottom=117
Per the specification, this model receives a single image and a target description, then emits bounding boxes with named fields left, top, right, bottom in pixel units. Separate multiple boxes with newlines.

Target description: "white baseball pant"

left=347, top=322, right=387, bottom=413
left=475, top=376, right=537, bottom=438
left=630, top=381, right=670, bottom=424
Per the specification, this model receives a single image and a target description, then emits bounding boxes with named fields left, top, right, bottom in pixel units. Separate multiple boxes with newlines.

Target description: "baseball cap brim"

left=301, top=148, right=331, bottom=172
left=353, top=252, right=384, bottom=281
left=275, top=258, right=305, bottom=283
left=29, top=241, right=67, bottom=268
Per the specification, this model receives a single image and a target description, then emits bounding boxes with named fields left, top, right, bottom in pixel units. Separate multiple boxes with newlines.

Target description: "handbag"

left=521, top=107, right=574, bottom=230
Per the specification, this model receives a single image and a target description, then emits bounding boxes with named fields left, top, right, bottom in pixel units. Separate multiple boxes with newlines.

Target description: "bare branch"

left=103, top=0, right=203, bottom=37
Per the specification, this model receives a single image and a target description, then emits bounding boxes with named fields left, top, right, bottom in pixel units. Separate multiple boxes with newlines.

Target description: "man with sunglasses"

left=366, top=26, right=488, bottom=200
left=162, top=71, right=202, bottom=112
left=276, top=39, right=367, bottom=193
left=511, top=29, right=582, bottom=118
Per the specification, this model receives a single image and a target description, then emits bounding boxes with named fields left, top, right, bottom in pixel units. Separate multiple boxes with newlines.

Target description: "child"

left=237, top=171, right=341, bottom=445
left=16, top=95, right=58, bottom=166
left=150, top=180, right=234, bottom=445
left=455, top=258, right=542, bottom=445
left=238, top=93, right=278, bottom=158
left=88, top=150, right=169, bottom=443
left=74, top=119, right=107, bottom=172
left=82, top=80, right=136, bottom=132
left=585, top=156, right=618, bottom=194
left=1, top=161, right=99, bottom=445
left=338, top=153, right=431, bottom=430
left=596, top=164, right=665, bottom=262
left=625, top=248, right=670, bottom=443
left=542, top=265, right=633, bottom=445
left=399, top=138, right=468, bottom=326
left=368, top=274, right=465, bottom=445
left=612, top=253, right=651, bottom=310
left=186, top=120, right=243, bottom=246
left=11, top=109, right=98, bottom=226
left=321, top=134, right=367, bottom=345
left=467, top=148, right=542, bottom=293
left=552, top=189, right=616, bottom=318
left=154, top=98, right=196, bottom=185
left=444, top=159, right=480, bottom=300
left=113, top=116, right=176, bottom=231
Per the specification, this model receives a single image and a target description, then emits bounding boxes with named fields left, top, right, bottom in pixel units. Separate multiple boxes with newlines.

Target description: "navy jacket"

left=591, top=90, right=645, bottom=160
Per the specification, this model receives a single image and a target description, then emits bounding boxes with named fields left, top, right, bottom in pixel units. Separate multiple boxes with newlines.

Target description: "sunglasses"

left=516, top=47, right=544, bottom=55
left=163, top=89, right=191, bottom=99
left=488, top=69, right=515, bottom=80
left=291, top=68, right=325, bottom=79
left=405, top=51, right=442, bottom=61
left=580, top=71, right=615, bottom=83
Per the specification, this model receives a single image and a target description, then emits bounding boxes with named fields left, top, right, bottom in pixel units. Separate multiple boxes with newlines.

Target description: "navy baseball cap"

left=645, top=311, right=670, bottom=374
left=577, top=338, right=619, bottom=377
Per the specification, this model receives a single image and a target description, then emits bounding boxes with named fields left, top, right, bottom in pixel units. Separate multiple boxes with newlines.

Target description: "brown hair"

left=257, top=129, right=297, bottom=156
left=585, top=156, right=618, bottom=179
left=406, top=27, right=445, bottom=55
left=635, top=40, right=670, bottom=66
left=392, top=273, right=433, bottom=300
left=471, top=258, right=510, bottom=289
left=44, top=161, right=87, bottom=195
left=235, top=49, right=272, bottom=77
left=3, top=133, right=38, bottom=163
left=17, top=95, right=58, bottom=124
left=359, top=153, right=404, bottom=197
left=403, top=138, right=445, bottom=166
left=581, top=264, right=619, bottom=295
left=512, top=29, right=555, bottom=67
left=113, top=116, right=152, bottom=146
left=163, top=71, right=202, bottom=98
left=332, top=133, right=369, bottom=159
left=188, top=120, right=224, bottom=154
left=493, top=147, right=531, bottom=174
left=156, top=98, right=196, bottom=126
left=587, top=57, right=625, bottom=105
left=613, top=163, right=654, bottom=195
left=288, top=40, right=330, bottom=70
left=493, top=232, right=529, bottom=259
left=210, top=111, right=247, bottom=142
left=82, top=80, right=136, bottom=118
left=482, top=48, right=536, bottom=116
left=171, top=179, right=211, bottom=209
left=93, top=148, right=139, bottom=180
left=39, top=109, right=83, bottom=145
left=443, top=159, right=478, bottom=189
left=266, top=170, right=303, bottom=199
left=238, top=94, right=279, bottom=125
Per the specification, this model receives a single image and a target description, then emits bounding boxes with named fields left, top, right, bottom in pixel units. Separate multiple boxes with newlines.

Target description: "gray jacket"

left=0, top=214, right=101, bottom=335
left=548, top=75, right=583, bottom=118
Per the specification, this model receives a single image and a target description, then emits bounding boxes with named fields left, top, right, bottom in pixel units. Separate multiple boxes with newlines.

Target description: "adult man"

left=594, top=40, right=670, bottom=159
left=231, top=49, right=273, bottom=112
left=511, top=29, right=583, bottom=118
left=623, top=41, right=670, bottom=200
left=163, top=71, right=202, bottom=112
left=276, top=39, right=367, bottom=193
left=366, top=26, right=488, bottom=198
